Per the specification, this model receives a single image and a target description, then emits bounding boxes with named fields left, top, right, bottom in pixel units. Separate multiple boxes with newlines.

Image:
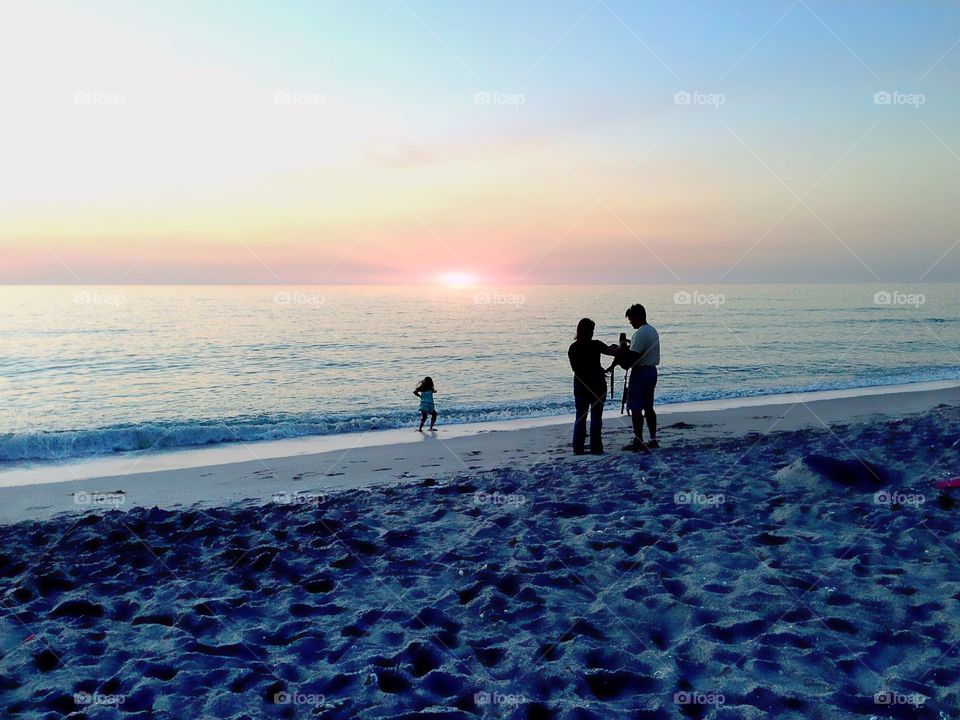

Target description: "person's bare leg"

left=429, top=411, right=437, bottom=430
left=644, top=383, right=658, bottom=447
left=418, top=411, right=426, bottom=432
left=623, top=413, right=650, bottom=452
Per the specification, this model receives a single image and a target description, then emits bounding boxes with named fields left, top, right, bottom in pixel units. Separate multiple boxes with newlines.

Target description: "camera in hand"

left=609, top=331, right=642, bottom=371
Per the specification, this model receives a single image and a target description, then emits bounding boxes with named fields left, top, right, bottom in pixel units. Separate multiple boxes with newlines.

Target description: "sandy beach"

left=2, top=384, right=960, bottom=718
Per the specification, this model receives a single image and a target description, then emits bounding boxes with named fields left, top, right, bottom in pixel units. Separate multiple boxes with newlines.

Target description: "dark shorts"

left=627, top=365, right=657, bottom=412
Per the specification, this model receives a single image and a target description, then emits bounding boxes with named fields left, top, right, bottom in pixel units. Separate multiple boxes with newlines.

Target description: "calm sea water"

left=1, top=284, right=958, bottom=465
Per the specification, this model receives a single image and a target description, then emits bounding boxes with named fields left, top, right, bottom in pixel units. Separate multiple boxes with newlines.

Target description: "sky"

left=1, top=0, right=959, bottom=284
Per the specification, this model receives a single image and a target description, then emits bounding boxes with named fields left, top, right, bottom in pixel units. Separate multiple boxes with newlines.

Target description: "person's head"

left=625, top=303, right=647, bottom=329
left=418, top=376, right=436, bottom=392
left=575, top=317, right=595, bottom=341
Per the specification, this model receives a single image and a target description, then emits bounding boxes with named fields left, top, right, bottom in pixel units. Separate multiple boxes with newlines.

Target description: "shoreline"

left=2, top=379, right=958, bottom=490
left=2, top=380, right=958, bottom=524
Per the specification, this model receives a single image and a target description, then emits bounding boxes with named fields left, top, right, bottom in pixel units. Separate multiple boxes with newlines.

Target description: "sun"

left=438, top=272, right=477, bottom=287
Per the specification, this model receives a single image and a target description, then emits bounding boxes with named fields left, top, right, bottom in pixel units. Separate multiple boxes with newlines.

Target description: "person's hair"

left=575, top=318, right=595, bottom=341
left=417, top=376, right=436, bottom=392
left=625, top=303, right=647, bottom=324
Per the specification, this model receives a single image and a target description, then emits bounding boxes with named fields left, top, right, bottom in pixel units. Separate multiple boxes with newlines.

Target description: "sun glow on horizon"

left=438, top=272, right=478, bottom=287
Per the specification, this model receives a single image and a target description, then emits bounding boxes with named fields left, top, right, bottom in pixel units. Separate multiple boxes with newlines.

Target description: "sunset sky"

left=1, top=0, right=959, bottom=284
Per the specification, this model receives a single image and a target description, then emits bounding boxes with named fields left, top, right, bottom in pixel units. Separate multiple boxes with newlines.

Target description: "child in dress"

left=414, top=376, right=438, bottom=432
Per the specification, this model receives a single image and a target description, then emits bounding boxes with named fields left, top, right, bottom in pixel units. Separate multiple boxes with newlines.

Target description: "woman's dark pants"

left=573, top=381, right=606, bottom=453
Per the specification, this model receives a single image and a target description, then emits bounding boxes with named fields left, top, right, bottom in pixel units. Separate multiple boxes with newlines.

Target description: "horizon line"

left=0, top=281, right=956, bottom=287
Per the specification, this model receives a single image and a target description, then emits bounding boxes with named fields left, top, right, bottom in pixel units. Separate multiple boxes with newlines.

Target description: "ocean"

left=1, top=284, right=958, bottom=466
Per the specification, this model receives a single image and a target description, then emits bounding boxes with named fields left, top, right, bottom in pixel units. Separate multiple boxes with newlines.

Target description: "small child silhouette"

left=413, top=376, right=438, bottom=432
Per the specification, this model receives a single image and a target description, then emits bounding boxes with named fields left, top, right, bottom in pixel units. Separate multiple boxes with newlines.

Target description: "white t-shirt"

left=630, top=324, right=660, bottom=366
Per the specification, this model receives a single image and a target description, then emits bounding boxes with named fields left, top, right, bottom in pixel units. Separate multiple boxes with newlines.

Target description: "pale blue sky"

left=2, top=0, right=959, bottom=282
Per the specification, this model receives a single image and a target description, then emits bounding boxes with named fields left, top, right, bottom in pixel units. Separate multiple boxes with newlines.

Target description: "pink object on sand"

left=934, top=477, right=960, bottom=489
